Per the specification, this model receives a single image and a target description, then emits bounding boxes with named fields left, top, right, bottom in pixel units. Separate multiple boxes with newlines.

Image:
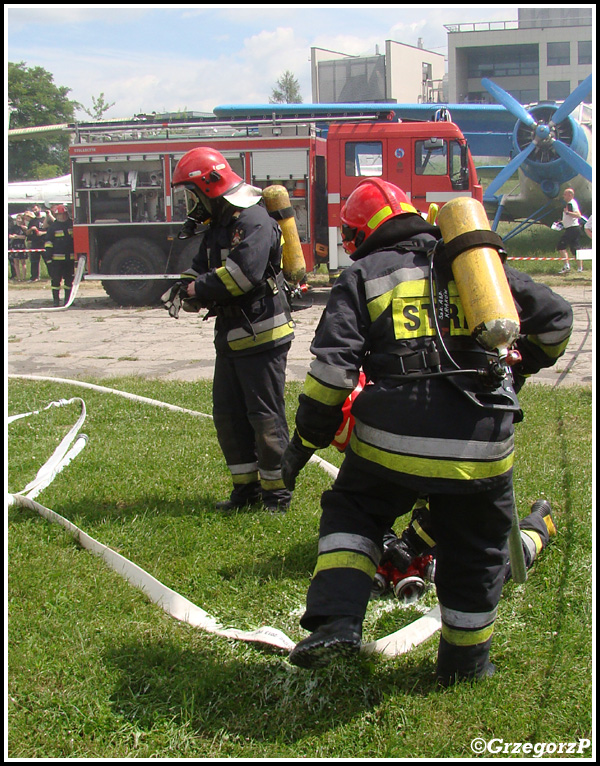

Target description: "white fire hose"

left=8, top=256, right=87, bottom=313
left=7, top=374, right=441, bottom=658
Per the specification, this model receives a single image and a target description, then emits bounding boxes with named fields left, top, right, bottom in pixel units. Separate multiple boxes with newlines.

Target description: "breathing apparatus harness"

left=364, top=230, right=522, bottom=413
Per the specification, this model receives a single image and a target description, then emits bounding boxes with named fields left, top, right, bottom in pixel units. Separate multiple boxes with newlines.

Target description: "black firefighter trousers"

left=212, top=343, right=292, bottom=507
left=301, top=455, right=514, bottom=677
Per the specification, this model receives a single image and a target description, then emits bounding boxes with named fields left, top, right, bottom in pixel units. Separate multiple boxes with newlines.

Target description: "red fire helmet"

left=172, top=147, right=261, bottom=208
left=340, top=177, right=418, bottom=254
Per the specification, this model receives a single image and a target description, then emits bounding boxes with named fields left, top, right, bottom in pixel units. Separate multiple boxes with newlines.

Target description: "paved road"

left=7, top=280, right=592, bottom=387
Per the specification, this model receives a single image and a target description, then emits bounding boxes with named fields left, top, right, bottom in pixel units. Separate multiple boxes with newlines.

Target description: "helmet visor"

left=183, top=187, right=212, bottom=220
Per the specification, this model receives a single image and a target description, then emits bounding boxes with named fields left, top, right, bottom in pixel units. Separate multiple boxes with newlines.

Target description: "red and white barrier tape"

left=8, top=249, right=47, bottom=253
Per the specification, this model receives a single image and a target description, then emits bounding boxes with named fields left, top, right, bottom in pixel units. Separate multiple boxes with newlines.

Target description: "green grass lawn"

left=7, top=377, right=592, bottom=758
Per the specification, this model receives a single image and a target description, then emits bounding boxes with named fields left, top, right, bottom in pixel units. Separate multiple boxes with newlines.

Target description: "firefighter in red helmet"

left=171, top=147, right=295, bottom=512
left=281, top=177, right=572, bottom=683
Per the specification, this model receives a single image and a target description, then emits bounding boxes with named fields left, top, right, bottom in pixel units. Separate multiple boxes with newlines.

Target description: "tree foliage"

left=8, top=61, right=78, bottom=181
left=269, top=71, right=303, bottom=104
left=80, top=92, right=116, bottom=121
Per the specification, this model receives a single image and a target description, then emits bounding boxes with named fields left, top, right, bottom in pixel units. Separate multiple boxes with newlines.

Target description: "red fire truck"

left=69, top=108, right=482, bottom=305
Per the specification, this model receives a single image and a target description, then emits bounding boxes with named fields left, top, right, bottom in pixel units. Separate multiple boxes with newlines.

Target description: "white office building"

left=446, top=7, right=593, bottom=104
left=311, top=40, right=446, bottom=104
left=310, top=8, right=592, bottom=107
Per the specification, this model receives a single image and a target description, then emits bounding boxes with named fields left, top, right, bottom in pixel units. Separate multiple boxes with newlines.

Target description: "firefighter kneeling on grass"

left=332, top=379, right=558, bottom=606
left=168, top=148, right=295, bottom=513
left=281, top=178, right=572, bottom=684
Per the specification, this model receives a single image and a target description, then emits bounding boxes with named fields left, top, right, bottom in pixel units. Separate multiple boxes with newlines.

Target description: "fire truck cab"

left=326, top=121, right=481, bottom=267
left=69, top=112, right=481, bottom=306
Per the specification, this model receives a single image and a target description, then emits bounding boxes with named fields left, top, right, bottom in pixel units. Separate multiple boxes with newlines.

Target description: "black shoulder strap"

left=442, top=230, right=506, bottom=263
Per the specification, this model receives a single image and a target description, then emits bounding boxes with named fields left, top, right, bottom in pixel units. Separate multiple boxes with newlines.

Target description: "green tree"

left=269, top=71, right=303, bottom=104
left=8, top=61, right=77, bottom=181
left=80, top=92, right=116, bottom=121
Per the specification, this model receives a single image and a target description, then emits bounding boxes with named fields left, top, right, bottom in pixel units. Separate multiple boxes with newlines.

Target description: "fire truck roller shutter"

left=101, top=237, right=171, bottom=306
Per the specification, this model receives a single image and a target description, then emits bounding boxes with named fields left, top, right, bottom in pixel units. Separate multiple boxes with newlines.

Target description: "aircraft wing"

left=8, top=175, right=73, bottom=207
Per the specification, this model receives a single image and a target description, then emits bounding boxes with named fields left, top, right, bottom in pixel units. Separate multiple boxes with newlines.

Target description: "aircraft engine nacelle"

left=513, top=105, right=591, bottom=197
left=482, top=75, right=592, bottom=208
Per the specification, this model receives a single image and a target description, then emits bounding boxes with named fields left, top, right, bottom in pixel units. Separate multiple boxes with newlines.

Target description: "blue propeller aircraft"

left=479, top=74, right=592, bottom=237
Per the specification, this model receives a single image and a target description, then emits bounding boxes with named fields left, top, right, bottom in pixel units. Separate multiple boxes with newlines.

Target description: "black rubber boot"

left=505, top=500, right=557, bottom=580
left=436, top=635, right=495, bottom=687
left=520, top=499, right=556, bottom=545
left=215, top=483, right=261, bottom=512
left=288, top=616, right=362, bottom=669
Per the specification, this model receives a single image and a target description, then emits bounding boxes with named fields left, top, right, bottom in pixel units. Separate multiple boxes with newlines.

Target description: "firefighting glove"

left=161, top=282, right=188, bottom=319
left=381, top=534, right=416, bottom=573
left=178, top=216, right=200, bottom=240
left=161, top=270, right=203, bottom=318
left=281, top=432, right=315, bottom=491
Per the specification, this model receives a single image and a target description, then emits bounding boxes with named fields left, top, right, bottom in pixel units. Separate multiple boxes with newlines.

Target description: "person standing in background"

left=557, top=188, right=582, bottom=273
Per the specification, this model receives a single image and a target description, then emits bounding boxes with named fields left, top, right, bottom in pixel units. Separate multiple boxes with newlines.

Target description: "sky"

left=7, top=4, right=543, bottom=120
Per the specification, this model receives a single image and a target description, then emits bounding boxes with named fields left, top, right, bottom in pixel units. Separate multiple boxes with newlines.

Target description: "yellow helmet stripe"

left=367, top=202, right=418, bottom=231
left=367, top=205, right=393, bottom=230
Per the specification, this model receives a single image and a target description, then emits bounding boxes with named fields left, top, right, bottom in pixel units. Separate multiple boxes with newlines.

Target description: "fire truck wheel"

left=101, top=237, right=170, bottom=306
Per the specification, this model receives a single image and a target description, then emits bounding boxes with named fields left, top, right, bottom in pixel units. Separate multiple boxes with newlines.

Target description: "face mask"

left=184, top=188, right=212, bottom=221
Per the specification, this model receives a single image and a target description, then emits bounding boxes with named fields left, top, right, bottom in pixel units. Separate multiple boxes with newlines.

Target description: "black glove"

left=281, top=432, right=315, bottom=491
left=381, top=535, right=415, bottom=573
left=177, top=216, right=201, bottom=240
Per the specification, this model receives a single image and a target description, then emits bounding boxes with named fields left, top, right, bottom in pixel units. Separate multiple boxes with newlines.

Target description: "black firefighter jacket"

left=293, top=215, right=573, bottom=495
left=190, top=202, right=294, bottom=356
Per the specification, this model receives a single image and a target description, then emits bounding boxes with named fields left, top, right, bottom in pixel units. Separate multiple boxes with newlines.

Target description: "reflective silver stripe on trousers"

left=318, top=532, right=382, bottom=567
left=440, top=605, right=498, bottom=629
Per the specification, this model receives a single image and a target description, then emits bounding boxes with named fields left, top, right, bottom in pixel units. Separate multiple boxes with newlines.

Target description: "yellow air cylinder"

left=262, top=185, right=306, bottom=284
left=437, top=197, right=520, bottom=353
left=426, top=203, right=439, bottom=224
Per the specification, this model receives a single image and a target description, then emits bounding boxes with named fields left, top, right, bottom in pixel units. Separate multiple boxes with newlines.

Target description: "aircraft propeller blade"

left=550, top=74, right=593, bottom=126
left=553, top=140, right=593, bottom=181
left=481, top=78, right=536, bottom=127
left=484, top=142, right=537, bottom=199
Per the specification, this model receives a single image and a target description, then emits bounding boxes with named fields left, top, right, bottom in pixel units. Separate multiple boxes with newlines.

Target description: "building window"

left=547, top=81, right=571, bottom=100
left=472, top=87, right=539, bottom=105
left=466, top=44, right=538, bottom=79
left=547, top=42, right=570, bottom=66
left=344, top=142, right=382, bottom=176
left=318, top=56, right=386, bottom=103
left=578, top=41, right=592, bottom=65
